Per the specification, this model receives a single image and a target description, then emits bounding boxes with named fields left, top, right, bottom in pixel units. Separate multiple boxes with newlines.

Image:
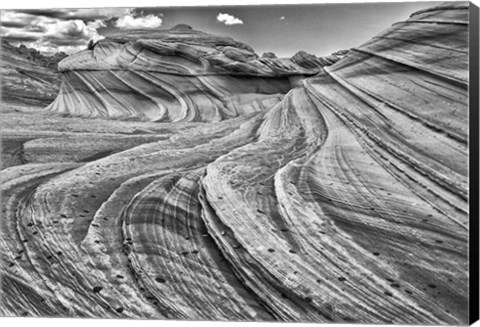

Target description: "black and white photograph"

left=0, top=0, right=478, bottom=325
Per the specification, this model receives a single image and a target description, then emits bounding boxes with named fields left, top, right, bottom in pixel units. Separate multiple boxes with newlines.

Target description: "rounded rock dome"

left=170, top=24, right=193, bottom=31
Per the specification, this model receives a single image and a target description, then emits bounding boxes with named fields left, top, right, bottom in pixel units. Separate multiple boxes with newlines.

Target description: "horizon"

left=1, top=1, right=441, bottom=58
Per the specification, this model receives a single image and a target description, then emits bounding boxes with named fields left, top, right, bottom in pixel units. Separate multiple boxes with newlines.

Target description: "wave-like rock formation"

left=0, top=2, right=469, bottom=324
left=44, top=24, right=345, bottom=122
left=0, top=40, right=66, bottom=107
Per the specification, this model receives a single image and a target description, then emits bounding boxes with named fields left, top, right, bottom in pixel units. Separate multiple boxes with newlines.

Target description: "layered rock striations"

left=0, top=2, right=470, bottom=324
left=0, top=40, right=66, bottom=107
left=45, top=25, right=345, bottom=122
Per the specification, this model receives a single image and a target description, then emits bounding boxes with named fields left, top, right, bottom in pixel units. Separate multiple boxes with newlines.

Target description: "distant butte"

left=170, top=23, right=194, bottom=30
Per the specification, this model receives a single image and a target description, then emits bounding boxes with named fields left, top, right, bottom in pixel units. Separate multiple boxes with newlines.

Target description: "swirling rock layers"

left=1, top=2, right=470, bottom=324
left=1, top=40, right=65, bottom=107
left=45, top=25, right=346, bottom=122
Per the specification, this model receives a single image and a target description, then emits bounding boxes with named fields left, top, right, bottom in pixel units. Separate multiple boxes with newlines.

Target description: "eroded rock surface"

left=45, top=25, right=345, bottom=122
left=1, top=40, right=66, bottom=107
left=0, top=2, right=469, bottom=324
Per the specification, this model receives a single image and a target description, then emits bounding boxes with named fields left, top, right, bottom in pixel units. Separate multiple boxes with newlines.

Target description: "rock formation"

left=1, top=40, right=66, bottom=107
left=0, top=2, right=470, bottom=324
left=44, top=25, right=345, bottom=121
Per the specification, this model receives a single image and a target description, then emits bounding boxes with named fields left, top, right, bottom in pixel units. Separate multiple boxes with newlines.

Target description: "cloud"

left=1, top=11, right=48, bottom=28
left=13, top=9, right=68, bottom=19
left=67, top=8, right=132, bottom=21
left=0, top=8, right=163, bottom=55
left=2, top=34, right=39, bottom=43
left=1, top=21, right=28, bottom=28
left=43, top=19, right=106, bottom=42
left=13, top=8, right=131, bottom=22
left=115, top=13, right=163, bottom=29
left=0, top=10, right=108, bottom=55
left=216, top=13, right=243, bottom=25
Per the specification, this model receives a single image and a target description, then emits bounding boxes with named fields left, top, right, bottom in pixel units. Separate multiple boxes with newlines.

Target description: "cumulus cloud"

left=0, top=9, right=140, bottom=55
left=1, top=8, right=165, bottom=55
left=0, top=10, right=110, bottom=54
left=216, top=13, right=243, bottom=25
left=44, top=19, right=106, bottom=42
left=115, top=13, right=163, bottom=29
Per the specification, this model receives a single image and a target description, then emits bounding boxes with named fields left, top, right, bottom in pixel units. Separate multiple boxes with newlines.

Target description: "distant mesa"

left=170, top=24, right=193, bottom=31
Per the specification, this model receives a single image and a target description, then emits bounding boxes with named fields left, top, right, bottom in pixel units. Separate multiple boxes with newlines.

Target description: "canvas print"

left=0, top=0, right=476, bottom=324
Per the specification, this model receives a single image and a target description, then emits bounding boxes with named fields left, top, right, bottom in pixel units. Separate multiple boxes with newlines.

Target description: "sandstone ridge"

left=45, top=25, right=346, bottom=121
